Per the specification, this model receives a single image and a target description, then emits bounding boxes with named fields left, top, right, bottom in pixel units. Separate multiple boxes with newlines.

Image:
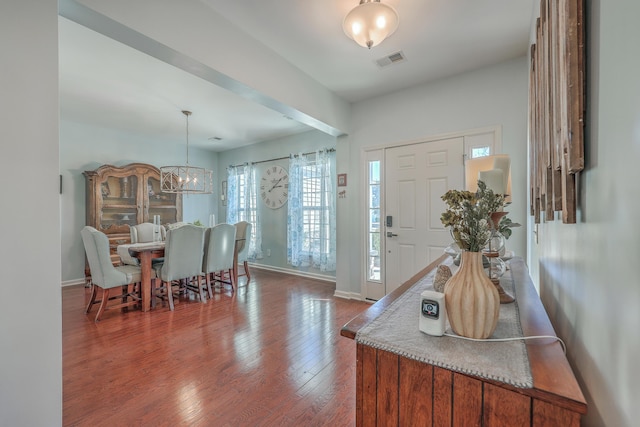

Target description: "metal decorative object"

left=160, top=110, right=213, bottom=194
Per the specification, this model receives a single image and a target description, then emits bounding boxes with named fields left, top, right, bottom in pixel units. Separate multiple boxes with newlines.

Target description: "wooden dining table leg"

left=139, top=251, right=152, bottom=312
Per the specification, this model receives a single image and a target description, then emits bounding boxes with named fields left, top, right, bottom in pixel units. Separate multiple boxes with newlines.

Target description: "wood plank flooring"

left=62, top=269, right=369, bottom=427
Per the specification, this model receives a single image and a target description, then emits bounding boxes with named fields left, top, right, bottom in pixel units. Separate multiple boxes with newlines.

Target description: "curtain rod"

left=229, top=148, right=335, bottom=169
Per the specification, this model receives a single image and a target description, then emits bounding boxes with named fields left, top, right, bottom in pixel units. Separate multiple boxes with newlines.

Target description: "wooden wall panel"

left=452, top=373, right=483, bottom=427
left=484, top=383, right=532, bottom=426
left=533, top=399, right=581, bottom=427
left=398, top=357, right=433, bottom=427
left=433, top=367, right=453, bottom=427
left=529, top=0, right=585, bottom=224
left=361, top=345, right=378, bottom=426
left=376, top=350, right=399, bottom=425
left=356, top=343, right=364, bottom=427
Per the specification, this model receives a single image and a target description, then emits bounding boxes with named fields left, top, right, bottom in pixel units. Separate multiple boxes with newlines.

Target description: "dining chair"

left=81, top=226, right=148, bottom=322
left=153, top=224, right=206, bottom=310
left=234, top=221, right=252, bottom=285
left=203, top=223, right=237, bottom=296
left=130, top=222, right=166, bottom=243
left=118, top=222, right=167, bottom=266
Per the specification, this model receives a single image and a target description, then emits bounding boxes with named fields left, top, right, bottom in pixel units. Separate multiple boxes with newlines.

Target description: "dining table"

left=119, top=234, right=245, bottom=312
left=124, top=242, right=165, bottom=312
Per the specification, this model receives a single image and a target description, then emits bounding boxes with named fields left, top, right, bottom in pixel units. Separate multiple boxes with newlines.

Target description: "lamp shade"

left=343, top=0, right=399, bottom=49
left=465, top=154, right=512, bottom=203
left=160, top=165, right=213, bottom=194
left=160, top=110, right=213, bottom=194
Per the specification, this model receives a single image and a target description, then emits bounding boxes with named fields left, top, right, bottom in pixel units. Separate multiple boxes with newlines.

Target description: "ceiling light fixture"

left=160, top=110, right=213, bottom=194
left=343, top=0, right=399, bottom=49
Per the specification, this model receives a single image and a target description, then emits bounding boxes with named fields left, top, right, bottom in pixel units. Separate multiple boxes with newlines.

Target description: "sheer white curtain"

left=287, top=149, right=336, bottom=271
left=226, top=163, right=262, bottom=260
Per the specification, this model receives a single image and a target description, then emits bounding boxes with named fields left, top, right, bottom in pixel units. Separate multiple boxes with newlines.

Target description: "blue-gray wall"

left=216, top=129, right=337, bottom=279
left=60, top=119, right=218, bottom=283
left=60, top=123, right=337, bottom=283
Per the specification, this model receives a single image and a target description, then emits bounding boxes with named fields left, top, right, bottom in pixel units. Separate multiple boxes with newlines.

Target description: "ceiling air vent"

left=375, top=51, right=406, bottom=68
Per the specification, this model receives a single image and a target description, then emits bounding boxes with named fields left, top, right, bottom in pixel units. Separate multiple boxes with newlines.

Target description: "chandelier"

left=160, top=110, right=213, bottom=194
left=343, top=0, right=399, bottom=49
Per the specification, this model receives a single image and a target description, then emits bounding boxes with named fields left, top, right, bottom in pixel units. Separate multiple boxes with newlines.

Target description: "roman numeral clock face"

left=260, top=165, right=289, bottom=209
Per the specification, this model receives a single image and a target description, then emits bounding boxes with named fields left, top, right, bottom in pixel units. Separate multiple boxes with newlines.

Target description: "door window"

left=367, top=161, right=381, bottom=282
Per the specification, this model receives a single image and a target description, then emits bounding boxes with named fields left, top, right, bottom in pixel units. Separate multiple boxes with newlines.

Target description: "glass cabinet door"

left=98, top=174, right=139, bottom=229
left=146, top=175, right=179, bottom=226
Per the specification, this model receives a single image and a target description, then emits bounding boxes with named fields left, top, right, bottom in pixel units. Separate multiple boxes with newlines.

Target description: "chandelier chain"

left=183, top=110, right=191, bottom=166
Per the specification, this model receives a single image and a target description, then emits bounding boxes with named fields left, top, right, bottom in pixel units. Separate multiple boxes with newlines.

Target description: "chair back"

left=81, top=226, right=133, bottom=288
left=160, top=224, right=206, bottom=282
left=131, top=222, right=166, bottom=243
left=203, top=223, right=237, bottom=273
left=235, top=221, right=252, bottom=263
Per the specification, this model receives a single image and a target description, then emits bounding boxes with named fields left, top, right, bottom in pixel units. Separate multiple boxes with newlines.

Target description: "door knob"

left=386, top=232, right=398, bottom=237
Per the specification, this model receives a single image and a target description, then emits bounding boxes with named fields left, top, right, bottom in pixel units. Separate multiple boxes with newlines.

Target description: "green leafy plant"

left=441, top=180, right=512, bottom=252
left=498, top=215, right=520, bottom=239
left=192, top=219, right=204, bottom=227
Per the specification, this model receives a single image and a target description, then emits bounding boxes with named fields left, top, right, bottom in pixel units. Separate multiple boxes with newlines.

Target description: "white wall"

left=336, top=57, right=529, bottom=297
left=64, top=0, right=350, bottom=137
left=60, top=119, right=218, bottom=283
left=216, top=129, right=337, bottom=278
left=527, top=1, right=640, bottom=426
left=0, top=1, right=62, bottom=425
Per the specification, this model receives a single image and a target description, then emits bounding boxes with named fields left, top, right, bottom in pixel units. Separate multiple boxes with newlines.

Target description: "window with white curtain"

left=287, top=149, right=336, bottom=272
left=226, top=163, right=262, bottom=259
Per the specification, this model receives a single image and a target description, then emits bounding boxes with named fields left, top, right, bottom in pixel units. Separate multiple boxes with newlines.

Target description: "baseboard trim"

left=62, top=264, right=339, bottom=288
left=333, top=290, right=364, bottom=301
left=249, top=263, right=336, bottom=283
left=62, top=278, right=86, bottom=287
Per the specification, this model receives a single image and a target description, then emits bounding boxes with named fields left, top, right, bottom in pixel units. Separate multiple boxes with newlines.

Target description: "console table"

left=341, top=255, right=587, bottom=426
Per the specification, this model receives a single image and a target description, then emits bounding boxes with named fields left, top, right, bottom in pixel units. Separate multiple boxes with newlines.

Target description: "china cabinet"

left=84, top=163, right=182, bottom=272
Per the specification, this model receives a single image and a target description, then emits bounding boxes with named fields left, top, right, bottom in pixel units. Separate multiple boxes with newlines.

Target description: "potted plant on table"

left=439, top=180, right=508, bottom=339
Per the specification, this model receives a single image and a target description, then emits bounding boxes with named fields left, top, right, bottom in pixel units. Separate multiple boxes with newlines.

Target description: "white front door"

left=384, top=138, right=464, bottom=293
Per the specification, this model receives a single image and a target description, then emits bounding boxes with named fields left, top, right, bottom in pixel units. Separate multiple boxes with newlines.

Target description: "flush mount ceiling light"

left=343, top=0, right=399, bottom=49
left=160, top=110, right=213, bottom=194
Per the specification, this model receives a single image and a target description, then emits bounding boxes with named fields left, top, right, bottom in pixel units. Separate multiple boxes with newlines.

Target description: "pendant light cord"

left=183, top=110, right=191, bottom=166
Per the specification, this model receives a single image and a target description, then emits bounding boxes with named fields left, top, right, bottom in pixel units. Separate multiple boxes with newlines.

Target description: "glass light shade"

left=160, top=110, right=213, bottom=194
left=343, top=1, right=399, bottom=49
left=160, top=165, right=213, bottom=194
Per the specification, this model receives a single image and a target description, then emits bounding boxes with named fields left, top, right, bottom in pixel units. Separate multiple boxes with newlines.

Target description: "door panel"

left=385, top=138, right=464, bottom=294
left=398, top=180, right=416, bottom=228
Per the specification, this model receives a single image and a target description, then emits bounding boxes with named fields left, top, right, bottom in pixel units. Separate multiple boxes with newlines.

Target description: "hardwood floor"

left=63, top=269, right=369, bottom=426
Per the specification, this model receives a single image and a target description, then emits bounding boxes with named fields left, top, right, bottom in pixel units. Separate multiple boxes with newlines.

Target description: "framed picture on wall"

left=338, top=173, right=347, bottom=187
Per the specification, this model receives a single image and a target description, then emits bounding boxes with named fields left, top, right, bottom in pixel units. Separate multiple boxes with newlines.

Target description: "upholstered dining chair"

left=118, top=222, right=167, bottom=266
left=234, top=221, right=252, bottom=285
left=153, top=224, right=206, bottom=310
left=81, top=226, right=149, bottom=322
left=203, top=223, right=237, bottom=296
left=130, top=222, right=166, bottom=243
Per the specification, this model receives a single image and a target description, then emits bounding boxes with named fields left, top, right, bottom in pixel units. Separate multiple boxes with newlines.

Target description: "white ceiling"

left=59, top=0, right=534, bottom=152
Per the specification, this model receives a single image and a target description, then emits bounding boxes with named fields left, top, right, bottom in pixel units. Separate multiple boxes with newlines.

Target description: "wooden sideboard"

left=341, top=255, right=587, bottom=426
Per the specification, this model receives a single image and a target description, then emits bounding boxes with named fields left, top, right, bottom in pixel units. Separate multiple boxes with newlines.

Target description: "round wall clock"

left=260, top=165, right=289, bottom=209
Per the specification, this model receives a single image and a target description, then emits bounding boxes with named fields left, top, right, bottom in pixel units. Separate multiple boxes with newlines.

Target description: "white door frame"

left=361, top=126, right=502, bottom=300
